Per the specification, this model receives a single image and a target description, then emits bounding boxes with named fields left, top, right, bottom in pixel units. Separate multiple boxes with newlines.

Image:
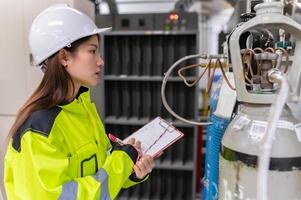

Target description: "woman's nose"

left=97, top=56, right=104, bottom=67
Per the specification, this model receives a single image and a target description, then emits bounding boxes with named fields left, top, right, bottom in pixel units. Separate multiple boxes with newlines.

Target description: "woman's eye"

left=90, top=50, right=96, bottom=54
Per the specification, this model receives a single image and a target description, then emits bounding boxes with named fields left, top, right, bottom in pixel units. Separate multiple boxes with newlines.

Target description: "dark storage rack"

left=96, top=13, right=199, bottom=200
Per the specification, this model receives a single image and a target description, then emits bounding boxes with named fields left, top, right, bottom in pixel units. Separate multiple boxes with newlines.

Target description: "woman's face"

left=65, top=35, right=103, bottom=88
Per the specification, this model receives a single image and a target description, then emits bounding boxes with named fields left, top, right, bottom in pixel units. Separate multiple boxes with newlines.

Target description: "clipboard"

left=123, top=116, right=184, bottom=157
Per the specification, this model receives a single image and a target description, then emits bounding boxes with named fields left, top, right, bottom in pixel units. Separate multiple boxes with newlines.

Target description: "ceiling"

left=94, top=0, right=233, bottom=16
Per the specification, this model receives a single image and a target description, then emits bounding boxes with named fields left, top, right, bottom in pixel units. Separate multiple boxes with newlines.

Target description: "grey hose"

left=161, top=54, right=213, bottom=126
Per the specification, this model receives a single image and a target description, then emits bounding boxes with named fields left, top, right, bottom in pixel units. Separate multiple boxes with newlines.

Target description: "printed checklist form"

left=123, top=117, right=184, bottom=157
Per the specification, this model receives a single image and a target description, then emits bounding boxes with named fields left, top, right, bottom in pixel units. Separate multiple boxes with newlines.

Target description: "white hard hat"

left=29, top=4, right=111, bottom=66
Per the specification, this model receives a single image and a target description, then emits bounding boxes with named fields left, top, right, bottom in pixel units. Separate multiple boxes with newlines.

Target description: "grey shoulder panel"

left=12, top=107, right=62, bottom=152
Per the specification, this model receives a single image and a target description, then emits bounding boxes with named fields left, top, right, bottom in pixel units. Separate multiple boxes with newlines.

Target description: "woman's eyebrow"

left=88, top=44, right=98, bottom=48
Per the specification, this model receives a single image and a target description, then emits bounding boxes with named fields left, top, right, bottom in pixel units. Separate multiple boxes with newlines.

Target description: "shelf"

left=154, top=160, right=194, bottom=171
left=101, top=30, right=199, bottom=200
left=104, top=116, right=197, bottom=127
left=104, top=75, right=197, bottom=82
left=104, top=30, right=198, bottom=36
left=105, top=116, right=149, bottom=125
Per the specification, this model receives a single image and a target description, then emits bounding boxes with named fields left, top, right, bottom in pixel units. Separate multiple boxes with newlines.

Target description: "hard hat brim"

left=35, top=27, right=112, bottom=66
left=94, top=27, right=112, bottom=35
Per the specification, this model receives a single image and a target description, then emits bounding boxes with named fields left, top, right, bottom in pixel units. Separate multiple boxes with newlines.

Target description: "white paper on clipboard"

left=123, top=117, right=184, bottom=157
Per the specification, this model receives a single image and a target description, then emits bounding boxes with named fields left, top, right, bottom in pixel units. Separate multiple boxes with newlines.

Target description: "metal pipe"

left=257, top=68, right=289, bottom=200
left=106, top=0, right=118, bottom=15
left=161, top=54, right=213, bottom=126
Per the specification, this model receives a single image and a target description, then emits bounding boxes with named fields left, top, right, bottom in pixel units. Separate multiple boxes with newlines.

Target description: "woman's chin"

left=89, top=80, right=99, bottom=87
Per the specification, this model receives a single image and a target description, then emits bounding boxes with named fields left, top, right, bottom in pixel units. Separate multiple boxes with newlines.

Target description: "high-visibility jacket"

left=4, top=87, right=145, bottom=200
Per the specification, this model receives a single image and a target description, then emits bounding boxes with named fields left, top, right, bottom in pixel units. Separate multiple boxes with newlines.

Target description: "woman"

left=4, top=4, right=154, bottom=200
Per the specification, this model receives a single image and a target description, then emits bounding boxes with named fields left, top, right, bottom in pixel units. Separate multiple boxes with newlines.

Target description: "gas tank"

left=219, top=104, right=301, bottom=200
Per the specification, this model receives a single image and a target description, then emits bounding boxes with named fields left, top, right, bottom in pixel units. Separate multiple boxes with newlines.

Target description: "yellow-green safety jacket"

left=4, top=87, right=145, bottom=200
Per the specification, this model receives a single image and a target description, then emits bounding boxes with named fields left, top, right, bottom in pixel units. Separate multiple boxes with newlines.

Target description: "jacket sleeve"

left=4, top=131, right=138, bottom=200
left=110, top=144, right=149, bottom=189
left=123, top=173, right=149, bottom=188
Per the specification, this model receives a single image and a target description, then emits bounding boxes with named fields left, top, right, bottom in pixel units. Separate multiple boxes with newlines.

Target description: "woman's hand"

left=127, top=138, right=155, bottom=179
left=127, top=138, right=142, bottom=156
left=133, top=155, right=155, bottom=179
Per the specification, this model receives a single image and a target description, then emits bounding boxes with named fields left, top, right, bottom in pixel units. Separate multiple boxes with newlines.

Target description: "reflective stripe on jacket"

left=4, top=87, right=145, bottom=200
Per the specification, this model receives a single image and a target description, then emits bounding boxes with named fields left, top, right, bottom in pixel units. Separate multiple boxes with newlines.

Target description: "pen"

left=108, top=133, right=125, bottom=145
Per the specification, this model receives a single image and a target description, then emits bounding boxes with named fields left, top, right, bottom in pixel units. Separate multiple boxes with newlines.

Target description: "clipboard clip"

left=159, top=119, right=175, bottom=132
left=144, top=120, right=174, bottom=154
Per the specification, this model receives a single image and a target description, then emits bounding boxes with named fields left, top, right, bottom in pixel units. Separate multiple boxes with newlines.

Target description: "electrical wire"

left=253, top=47, right=264, bottom=74
left=242, top=49, right=256, bottom=85
left=264, top=47, right=275, bottom=53
left=161, top=54, right=213, bottom=126
left=216, top=58, right=236, bottom=90
left=177, top=62, right=210, bottom=87
left=177, top=57, right=234, bottom=93
left=241, top=47, right=289, bottom=90
left=206, top=59, right=217, bottom=93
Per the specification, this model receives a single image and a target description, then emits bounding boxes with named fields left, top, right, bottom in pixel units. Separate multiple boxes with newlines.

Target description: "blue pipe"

left=202, top=114, right=230, bottom=200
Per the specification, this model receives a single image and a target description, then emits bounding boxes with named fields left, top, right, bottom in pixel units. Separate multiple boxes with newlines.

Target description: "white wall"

left=0, top=1, right=29, bottom=197
left=0, top=1, right=94, bottom=199
left=206, top=7, right=234, bottom=54
left=0, top=117, right=15, bottom=200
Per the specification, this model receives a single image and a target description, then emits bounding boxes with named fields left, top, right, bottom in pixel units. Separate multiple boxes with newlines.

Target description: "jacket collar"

left=76, top=86, right=89, bottom=99
left=58, top=86, right=91, bottom=115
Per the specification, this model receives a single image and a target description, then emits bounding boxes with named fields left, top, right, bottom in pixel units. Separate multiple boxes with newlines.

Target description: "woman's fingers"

left=143, top=155, right=155, bottom=171
left=148, top=156, right=155, bottom=169
left=127, top=138, right=135, bottom=145
left=133, top=155, right=155, bottom=179
left=133, top=165, right=142, bottom=178
left=139, top=155, right=153, bottom=171
left=135, top=141, right=141, bottom=150
left=127, top=138, right=141, bottom=150
left=137, top=160, right=147, bottom=172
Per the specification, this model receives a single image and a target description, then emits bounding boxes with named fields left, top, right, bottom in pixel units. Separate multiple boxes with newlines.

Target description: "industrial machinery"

left=162, top=1, right=301, bottom=200
left=220, top=2, right=301, bottom=200
left=161, top=54, right=236, bottom=199
left=161, top=53, right=236, bottom=200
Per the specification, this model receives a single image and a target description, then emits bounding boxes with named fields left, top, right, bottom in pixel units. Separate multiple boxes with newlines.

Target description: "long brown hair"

left=8, top=35, right=94, bottom=141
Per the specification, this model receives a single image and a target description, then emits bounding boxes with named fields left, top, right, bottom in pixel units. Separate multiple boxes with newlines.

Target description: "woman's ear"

left=58, top=49, right=70, bottom=67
